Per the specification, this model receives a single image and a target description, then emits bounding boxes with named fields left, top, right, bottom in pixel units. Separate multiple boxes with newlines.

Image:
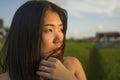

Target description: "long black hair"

left=0, top=1, right=67, bottom=80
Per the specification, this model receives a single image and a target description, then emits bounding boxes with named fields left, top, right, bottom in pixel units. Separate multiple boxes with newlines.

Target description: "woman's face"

left=40, top=9, right=64, bottom=58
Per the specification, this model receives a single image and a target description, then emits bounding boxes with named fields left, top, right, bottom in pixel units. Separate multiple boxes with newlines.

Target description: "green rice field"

left=64, top=40, right=120, bottom=80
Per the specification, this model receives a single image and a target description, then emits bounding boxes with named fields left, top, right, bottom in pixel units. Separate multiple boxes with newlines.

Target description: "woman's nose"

left=53, top=33, right=62, bottom=44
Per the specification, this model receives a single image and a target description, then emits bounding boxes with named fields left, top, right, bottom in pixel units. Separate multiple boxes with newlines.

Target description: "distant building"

left=96, top=32, right=120, bottom=47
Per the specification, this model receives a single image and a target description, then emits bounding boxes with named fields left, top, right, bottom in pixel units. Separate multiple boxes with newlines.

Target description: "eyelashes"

left=42, top=28, right=63, bottom=33
left=60, top=28, right=63, bottom=32
left=43, top=29, right=53, bottom=33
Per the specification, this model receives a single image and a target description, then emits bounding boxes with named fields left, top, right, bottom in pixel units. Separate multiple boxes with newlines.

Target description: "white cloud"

left=55, top=0, right=120, bottom=17
left=96, top=25, right=120, bottom=32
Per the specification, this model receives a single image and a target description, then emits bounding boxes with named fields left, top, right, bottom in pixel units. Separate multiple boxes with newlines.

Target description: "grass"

left=64, top=40, right=120, bottom=80
left=0, top=42, right=3, bottom=50
left=99, top=47, right=120, bottom=80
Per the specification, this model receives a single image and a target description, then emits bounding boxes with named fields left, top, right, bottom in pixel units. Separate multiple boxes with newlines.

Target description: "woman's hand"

left=36, top=57, right=77, bottom=80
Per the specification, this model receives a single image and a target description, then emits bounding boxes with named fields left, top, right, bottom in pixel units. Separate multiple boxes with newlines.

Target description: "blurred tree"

left=0, top=19, right=4, bottom=28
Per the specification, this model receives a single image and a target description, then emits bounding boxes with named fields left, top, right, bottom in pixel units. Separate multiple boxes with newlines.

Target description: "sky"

left=0, top=0, right=120, bottom=39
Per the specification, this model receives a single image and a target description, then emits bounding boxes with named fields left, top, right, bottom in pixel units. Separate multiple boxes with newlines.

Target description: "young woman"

left=0, top=1, right=86, bottom=80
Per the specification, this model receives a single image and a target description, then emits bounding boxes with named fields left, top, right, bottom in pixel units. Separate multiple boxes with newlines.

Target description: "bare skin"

left=63, top=56, right=86, bottom=80
left=0, top=72, right=10, bottom=80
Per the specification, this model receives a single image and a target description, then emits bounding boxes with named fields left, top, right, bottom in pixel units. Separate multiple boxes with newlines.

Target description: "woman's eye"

left=43, top=29, right=52, bottom=33
left=60, top=28, right=63, bottom=32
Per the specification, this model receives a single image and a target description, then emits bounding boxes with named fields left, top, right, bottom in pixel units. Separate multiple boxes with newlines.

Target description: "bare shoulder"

left=0, top=72, right=10, bottom=80
left=63, top=56, right=82, bottom=73
left=63, top=56, right=87, bottom=80
left=63, top=56, right=81, bottom=65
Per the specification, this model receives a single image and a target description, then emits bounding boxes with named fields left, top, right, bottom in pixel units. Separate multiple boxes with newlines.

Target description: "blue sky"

left=0, top=0, right=120, bottom=39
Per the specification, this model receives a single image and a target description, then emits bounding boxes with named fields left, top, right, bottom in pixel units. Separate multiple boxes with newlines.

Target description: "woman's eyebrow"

left=59, top=24, right=63, bottom=27
left=43, top=24, right=63, bottom=27
left=43, top=24, right=54, bottom=27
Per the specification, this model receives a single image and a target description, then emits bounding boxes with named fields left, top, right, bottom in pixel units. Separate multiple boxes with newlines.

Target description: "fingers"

left=39, top=66, right=52, bottom=73
left=37, top=60, right=54, bottom=78
left=40, top=57, right=61, bottom=68
left=47, top=57, right=61, bottom=63
left=47, top=57, right=57, bottom=61
left=37, top=57, right=56, bottom=73
left=40, top=59, right=54, bottom=67
left=37, top=57, right=61, bottom=79
left=36, top=71, right=51, bottom=79
left=39, top=59, right=54, bottom=73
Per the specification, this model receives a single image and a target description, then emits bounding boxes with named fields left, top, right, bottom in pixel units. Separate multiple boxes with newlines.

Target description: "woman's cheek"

left=44, top=35, right=54, bottom=44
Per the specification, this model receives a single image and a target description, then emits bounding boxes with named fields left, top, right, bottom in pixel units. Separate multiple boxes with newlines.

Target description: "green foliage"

left=0, top=42, right=3, bottom=50
left=0, top=19, right=3, bottom=28
left=99, top=47, right=120, bottom=80
left=64, top=41, right=120, bottom=80
left=0, top=42, right=3, bottom=74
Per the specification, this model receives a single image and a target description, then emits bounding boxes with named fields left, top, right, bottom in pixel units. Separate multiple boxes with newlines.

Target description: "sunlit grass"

left=64, top=41, right=120, bottom=80
left=99, top=46, right=120, bottom=80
